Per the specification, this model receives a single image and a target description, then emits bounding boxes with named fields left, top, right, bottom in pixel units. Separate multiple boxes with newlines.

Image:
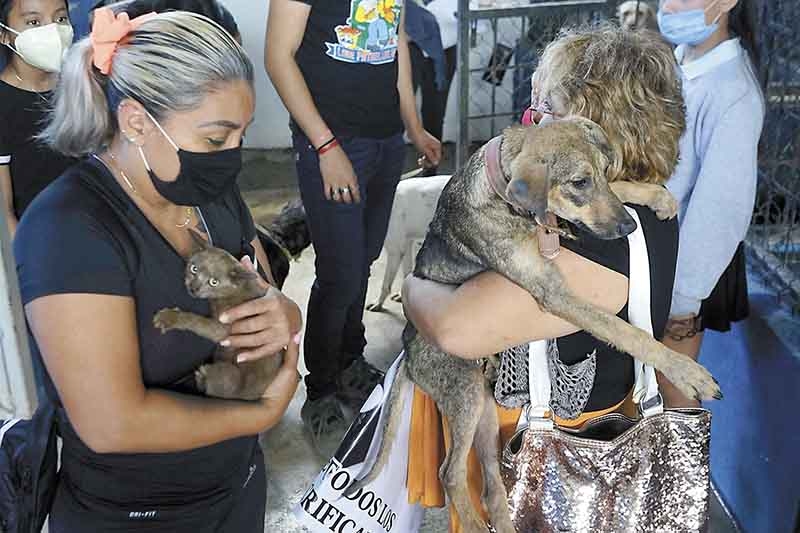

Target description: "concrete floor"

left=241, top=147, right=739, bottom=533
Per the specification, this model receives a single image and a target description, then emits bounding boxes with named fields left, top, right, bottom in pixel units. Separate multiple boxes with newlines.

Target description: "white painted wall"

left=225, top=0, right=291, bottom=149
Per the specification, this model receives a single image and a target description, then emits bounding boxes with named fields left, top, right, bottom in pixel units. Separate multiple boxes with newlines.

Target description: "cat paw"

left=153, top=308, right=181, bottom=333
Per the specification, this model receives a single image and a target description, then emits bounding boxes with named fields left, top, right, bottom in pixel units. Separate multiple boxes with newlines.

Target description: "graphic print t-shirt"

left=294, top=0, right=405, bottom=139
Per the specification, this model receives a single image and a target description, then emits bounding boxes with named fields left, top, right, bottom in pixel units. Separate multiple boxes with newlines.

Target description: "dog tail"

left=345, top=359, right=409, bottom=496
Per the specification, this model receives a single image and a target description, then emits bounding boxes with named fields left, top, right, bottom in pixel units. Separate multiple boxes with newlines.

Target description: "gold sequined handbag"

left=500, top=208, right=712, bottom=533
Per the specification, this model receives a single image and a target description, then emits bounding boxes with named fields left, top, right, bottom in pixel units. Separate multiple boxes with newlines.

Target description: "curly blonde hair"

left=536, top=26, right=686, bottom=184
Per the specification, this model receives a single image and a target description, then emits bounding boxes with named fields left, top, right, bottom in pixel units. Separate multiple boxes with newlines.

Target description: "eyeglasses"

left=530, top=98, right=564, bottom=120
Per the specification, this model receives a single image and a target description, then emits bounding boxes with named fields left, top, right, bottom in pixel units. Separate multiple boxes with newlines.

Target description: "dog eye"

left=571, top=178, right=590, bottom=190
left=190, top=264, right=198, bottom=274
left=209, top=278, right=219, bottom=287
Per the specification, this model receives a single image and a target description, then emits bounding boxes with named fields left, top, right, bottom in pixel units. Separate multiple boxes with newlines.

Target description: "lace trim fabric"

left=494, top=340, right=597, bottom=420
left=546, top=340, right=596, bottom=420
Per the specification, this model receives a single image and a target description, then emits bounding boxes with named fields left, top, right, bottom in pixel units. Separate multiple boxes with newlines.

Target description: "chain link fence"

left=455, top=0, right=622, bottom=165
left=747, top=0, right=800, bottom=310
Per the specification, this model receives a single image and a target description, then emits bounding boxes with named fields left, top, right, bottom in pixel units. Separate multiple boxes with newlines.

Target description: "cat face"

left=184, top=229, right=258, bottom=299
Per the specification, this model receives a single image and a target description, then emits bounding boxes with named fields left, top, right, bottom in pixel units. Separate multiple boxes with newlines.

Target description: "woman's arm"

left=402, top=247, right=629, bottom=358
left=0, top=166, right=17, bottom=237
left=668, top=97, right=763, bottom=317
left=264, top=0, right=330, bottom=147
left=396, top=7, right=441, bottom=166
left=26, top=293, right=299, bottom=454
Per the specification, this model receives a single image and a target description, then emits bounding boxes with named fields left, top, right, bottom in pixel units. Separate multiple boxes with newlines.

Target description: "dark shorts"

left=699, top=242, right=749, bottom=332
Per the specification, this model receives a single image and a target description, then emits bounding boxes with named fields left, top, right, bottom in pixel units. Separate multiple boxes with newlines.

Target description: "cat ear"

left=230, top=267, right=259, bottom=282
left=187, top=228, right=210, bottom=253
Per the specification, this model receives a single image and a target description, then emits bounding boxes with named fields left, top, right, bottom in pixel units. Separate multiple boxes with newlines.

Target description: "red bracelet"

left=317, top=138, right=339, bottom=156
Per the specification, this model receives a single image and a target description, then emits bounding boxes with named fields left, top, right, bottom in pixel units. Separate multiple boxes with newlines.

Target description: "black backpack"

left=0, top=402, right=58, bottom=533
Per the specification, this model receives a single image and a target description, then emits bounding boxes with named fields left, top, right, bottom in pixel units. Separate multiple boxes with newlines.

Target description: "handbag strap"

left=525, top=206, right=663, bottom=428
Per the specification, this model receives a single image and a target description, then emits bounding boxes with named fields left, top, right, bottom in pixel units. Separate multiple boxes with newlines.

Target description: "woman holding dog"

left=657, top=0, right=764, bottom=408
left=15, top=7, right=301, bottom=531
left=402, top=26, right=686, bottom=531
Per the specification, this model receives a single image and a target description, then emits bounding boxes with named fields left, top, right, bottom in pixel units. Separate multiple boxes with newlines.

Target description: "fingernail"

left=219, top=314, right=229, bottom=324
left=220, top=339, right=230, bottom=347
left=293, top=333, right=302, bottom=344
left=237, top=353, right=249, bottom=363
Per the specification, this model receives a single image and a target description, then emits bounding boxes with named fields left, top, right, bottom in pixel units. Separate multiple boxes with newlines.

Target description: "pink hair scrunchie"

left=90, top=7, right=157, bottom=75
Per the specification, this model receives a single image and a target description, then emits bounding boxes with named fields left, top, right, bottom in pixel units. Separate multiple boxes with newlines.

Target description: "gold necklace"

left=175, top=207, right=193, bottom=228
left=11, top=65, right=50, bottom=103
left=107, top=150, right=137, bottom=193
left=104, top=150, right=194, bottom=228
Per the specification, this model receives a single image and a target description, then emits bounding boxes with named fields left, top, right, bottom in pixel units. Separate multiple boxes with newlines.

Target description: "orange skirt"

left=406, top=384, right=634, bottom=532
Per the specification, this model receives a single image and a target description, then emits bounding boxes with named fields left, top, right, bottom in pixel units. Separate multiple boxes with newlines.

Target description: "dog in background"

left=617, top=0, right=658, bottom=31
left=367, top=174, right=452, bottom=312
left=256, top=199, right=311, bottom=289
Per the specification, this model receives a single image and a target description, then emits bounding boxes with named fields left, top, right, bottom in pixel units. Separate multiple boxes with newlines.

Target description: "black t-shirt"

left=557, top=203, right=678, bottom=412
left=14, top=158, right=260, bottom=514
left=0, top=81, right=74, bottom=218
left=293, top=0, right=405, bottom=138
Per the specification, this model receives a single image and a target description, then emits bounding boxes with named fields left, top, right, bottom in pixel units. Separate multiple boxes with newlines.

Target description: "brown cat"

left=153, top=229, right=283, bottom=401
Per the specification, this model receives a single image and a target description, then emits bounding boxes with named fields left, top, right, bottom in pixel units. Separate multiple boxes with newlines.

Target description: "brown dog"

left=351, top=118, right=720, bottom=533
left=618, top=0, right=659, bottom=31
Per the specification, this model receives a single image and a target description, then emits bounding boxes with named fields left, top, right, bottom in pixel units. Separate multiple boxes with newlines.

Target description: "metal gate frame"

left=455, top=0, right=618, bottom=167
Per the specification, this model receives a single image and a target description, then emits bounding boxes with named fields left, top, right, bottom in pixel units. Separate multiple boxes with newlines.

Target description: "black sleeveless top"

left=14, top=158, right=260, bottom=517
left=558, top=203, right=678, bottom=411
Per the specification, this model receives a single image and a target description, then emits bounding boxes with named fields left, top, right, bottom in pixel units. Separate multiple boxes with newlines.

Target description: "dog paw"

left=366, top=302, right=385, bottom=313
left=664, top=357, right=722, bottom=402
left=390, top=293, right=403, bottom=303
left=652, top=189, right=679, bottom=220
left=153, top=308, right=181, bottom=333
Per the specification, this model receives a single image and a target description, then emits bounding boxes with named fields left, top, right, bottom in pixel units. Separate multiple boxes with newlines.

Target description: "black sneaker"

left=301, top=394, right=348, bottom=458
left=336, top=357, right=386, bottom=410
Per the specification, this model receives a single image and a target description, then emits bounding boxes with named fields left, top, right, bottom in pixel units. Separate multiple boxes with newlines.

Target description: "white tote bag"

left=294, top=354, right=424, bottom=533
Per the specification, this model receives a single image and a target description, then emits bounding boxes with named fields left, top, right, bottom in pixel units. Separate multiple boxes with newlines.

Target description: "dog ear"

left=187, top=227, right=211, bottom=254
left=573, top=117, right=614, bottom=162
left=506, top=164, right=549, bottom=220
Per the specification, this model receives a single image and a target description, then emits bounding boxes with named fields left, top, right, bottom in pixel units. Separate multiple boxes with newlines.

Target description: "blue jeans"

left=293, top=131, right=405, bottom=400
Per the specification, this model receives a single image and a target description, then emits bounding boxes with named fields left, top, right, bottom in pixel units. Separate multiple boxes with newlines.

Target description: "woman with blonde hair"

left=402, top=26, right=686, bottom=531
left=15, top=7, right=301, bottom=532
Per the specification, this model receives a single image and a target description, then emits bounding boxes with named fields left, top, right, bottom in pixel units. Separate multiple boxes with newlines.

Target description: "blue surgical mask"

left=657, top=3, right=720, bottom=46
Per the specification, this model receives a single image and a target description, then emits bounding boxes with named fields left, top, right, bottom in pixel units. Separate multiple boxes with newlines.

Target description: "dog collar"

left=484, top=136, right=519, bottom=210
left=484, top=135, right=563, bottom=259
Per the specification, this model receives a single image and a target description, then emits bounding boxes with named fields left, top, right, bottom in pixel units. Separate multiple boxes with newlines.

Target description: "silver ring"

left=339, top=187, right=350, bottom=195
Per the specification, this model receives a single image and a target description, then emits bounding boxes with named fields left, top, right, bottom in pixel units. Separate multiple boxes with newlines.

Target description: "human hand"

left=259, top=333, right=302, bottom=404
left=319, top=145, right=361, bottom=204
left=218, top=256, right=300, bottom=362
left=409, top=127, right=442, bottom=168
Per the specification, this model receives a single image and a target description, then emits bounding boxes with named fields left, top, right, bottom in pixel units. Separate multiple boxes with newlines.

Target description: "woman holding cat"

left=14, top=8, right=301, bottom=532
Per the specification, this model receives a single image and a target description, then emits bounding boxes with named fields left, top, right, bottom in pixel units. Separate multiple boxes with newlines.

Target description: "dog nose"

left=618, top=218, right=637, bottom=236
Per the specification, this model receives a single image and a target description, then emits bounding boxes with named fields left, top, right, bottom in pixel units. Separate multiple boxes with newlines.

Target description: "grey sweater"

left=666, top=38, right=764, bottom=317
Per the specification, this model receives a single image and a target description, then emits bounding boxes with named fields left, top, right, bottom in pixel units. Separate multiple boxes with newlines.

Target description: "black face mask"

left=138, top=112, right=242, bottom=206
